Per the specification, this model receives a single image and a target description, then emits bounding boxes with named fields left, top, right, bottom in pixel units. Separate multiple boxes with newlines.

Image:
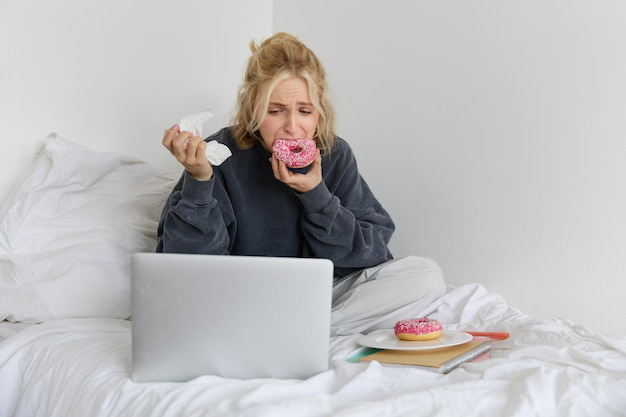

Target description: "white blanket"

left=1, top=283, right=625, bottom=417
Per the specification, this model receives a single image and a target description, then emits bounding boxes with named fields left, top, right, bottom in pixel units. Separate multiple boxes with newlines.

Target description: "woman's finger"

left=162, top=124, right=181, bottom=152
left=171, top=131, right=194, bottom=159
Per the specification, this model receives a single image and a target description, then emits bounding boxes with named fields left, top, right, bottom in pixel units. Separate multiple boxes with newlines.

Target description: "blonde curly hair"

left=230, top=32, right=336, bottom=154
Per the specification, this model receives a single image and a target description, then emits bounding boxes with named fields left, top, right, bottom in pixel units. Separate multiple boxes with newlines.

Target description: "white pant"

left=330, top=256, right=446, bottom=336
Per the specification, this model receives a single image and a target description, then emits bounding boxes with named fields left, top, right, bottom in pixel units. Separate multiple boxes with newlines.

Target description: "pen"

left=439, top=341, right=492, bottom=374
left=465, top=331, right=510, bottom=340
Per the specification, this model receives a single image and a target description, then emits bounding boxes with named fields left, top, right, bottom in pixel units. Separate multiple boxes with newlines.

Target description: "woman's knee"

left=396, top=255, right=446, bottom=296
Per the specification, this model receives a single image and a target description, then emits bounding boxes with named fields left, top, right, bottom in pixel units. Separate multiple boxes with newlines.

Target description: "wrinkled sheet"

left=0, top=321, right=30, bottom=343
left=1, top=283, right=625, bottom=417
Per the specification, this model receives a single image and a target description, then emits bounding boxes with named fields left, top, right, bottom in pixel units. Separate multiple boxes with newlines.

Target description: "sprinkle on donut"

left=273, top=138, right=318, bottom=168
left=394, top=318, right=443, bottom=341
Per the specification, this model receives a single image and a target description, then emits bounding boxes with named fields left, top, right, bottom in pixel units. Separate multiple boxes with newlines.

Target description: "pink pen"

left=465, top=331, right=510, bottom=340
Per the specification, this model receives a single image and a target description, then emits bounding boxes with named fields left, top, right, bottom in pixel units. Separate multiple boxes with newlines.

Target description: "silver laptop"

left=130, top=253, right=333, bottom=382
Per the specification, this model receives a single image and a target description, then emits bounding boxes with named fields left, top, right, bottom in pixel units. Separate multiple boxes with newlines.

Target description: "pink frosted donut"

left=394, top=318, right=443, bottom=341
left=272, top=138, right=317, bottom=168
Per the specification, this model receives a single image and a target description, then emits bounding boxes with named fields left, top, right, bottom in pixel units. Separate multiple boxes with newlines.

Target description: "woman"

left=157, top=32, right=445, bottom=335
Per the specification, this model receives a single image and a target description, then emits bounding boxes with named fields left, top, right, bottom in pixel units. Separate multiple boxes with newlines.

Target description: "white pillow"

left=0, top=134, right=178, bottom=323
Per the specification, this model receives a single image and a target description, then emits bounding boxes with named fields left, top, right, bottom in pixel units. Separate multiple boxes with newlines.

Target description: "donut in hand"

left=273, top=138, right=318, bottom=169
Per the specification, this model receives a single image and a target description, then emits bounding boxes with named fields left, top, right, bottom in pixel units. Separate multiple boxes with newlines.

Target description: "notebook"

left=350, top=339, right=491, bottom=373
left=130, top=252, right=334, bottom=382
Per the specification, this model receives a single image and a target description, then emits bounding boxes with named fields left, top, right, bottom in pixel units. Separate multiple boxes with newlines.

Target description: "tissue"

left=179, top=109, right=214, bottom=137
left=203, top=140, right=232, bottom=166
left=179, top=109, right=232, bottom=166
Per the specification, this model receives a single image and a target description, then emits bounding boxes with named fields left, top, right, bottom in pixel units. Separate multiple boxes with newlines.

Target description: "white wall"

left=2, top=0, right=624, bottom=336
left=0, top=0, right=272, bottom=198
left=274, top=0, right=626, bottom=335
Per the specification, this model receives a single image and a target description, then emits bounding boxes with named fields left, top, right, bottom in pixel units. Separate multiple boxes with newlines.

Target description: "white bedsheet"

left=0, top=321, right=31, bottom=343
left=1, top=283, right=625, bottom=417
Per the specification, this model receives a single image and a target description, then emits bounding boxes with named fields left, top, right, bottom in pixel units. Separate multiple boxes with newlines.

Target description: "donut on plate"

left=272, top=138, right=318, bottom=169
left=394, top=318, right=443, bottom=341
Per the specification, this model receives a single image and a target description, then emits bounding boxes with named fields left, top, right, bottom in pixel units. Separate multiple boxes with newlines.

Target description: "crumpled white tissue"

left=179, top=109, right=232, bottom=166
left=179, top=109, right=213, bottom=137
left=203, top=140, right=232, bottom=166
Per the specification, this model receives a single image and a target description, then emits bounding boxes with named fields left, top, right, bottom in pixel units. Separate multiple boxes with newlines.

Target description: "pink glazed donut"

left=394, top=318, right=443, bottom=341
left=272, top=138, right=318, bottom=168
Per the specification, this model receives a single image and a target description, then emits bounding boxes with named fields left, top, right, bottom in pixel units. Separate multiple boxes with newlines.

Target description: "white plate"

left=357, top=330, right=473, bottom=351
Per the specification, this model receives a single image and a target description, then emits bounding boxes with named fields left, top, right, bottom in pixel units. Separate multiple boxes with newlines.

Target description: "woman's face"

left=258, top=77, right=319, bottom=152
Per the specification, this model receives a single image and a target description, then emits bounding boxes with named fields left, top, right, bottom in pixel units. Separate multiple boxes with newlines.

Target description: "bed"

left=1, top=135, right=625, bottom=417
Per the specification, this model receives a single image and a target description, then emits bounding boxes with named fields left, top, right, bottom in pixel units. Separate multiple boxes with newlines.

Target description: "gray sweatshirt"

left=156, top=128, right=394, bottom=277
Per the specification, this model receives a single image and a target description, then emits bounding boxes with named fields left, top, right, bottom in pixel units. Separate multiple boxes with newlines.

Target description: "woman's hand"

left=162, top=124, right=213, bottom=181
left=270, top=150, right=322, bottom=193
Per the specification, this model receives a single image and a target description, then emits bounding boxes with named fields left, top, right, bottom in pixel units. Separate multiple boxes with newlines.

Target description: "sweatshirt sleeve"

left=296, top=139, right=395, bottom=276
left=156, top=170, right=234, bottom=255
